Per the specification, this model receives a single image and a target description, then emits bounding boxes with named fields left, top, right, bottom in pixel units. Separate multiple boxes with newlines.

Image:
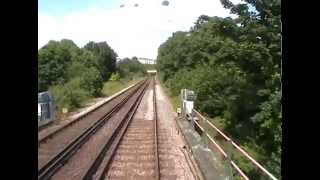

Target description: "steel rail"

left=38, top=79, right=145, bottom=144
left=153, top=77, right=160, bottom=180
left=38, top=79, right=148, bottom=180
left=83, top=78, right=151, bottom=180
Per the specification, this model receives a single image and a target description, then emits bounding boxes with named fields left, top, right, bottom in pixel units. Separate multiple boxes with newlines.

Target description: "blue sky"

left=38, top=0, right=243, bottom=59
left=39, top=0, right=119, bottom=16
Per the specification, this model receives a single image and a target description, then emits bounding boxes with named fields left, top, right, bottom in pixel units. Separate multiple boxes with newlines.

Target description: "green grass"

left=171, top=96, right=180, bottom=111
left=55, top=75, right=145, bottom=121
left=102, top=76, right=144, bottom=97
left=157, top=79, right=180, bottom=111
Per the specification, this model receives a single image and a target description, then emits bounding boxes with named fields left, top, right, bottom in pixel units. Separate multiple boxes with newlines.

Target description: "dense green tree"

left=79, top=67, right=103, bottom=97
left=60, top=39, right=81, bottom=58
left=66, top=59, right=103, bottom=97
left=39, top=39, right=118, bottom=113
left=117, top=57, right=146, bottom=77
left=38, top=40, right=74, bottom=91
left=67, top=60, right=87, bottom=78
left=84, top=41, right=118, bottom=81
left=157, top=0, right=281, bottom=178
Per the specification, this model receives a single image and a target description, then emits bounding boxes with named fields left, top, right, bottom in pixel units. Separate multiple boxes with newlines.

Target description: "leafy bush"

left=109, top=72, right=120, bottom=81
left=79, top=67, right=104, bottom=97
left=166, top=64, right=246, bottom=118
left=50, top=78, right=89, bottom=111
left=67, top=60, right=87, bottom=78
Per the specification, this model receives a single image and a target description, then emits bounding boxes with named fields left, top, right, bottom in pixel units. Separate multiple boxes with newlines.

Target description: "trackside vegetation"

left=157, top=0, right=281, bottom=178
left=38, top=40, right=146, bottom=113
left=102, top=57, right=146, bottom=96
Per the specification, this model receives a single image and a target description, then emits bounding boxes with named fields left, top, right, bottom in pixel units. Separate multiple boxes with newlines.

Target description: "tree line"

left=38, top=39, right=145, bottom=112
left=157, top=0, right=281, bottom=178
left=117, top=57, right=147, bottom=78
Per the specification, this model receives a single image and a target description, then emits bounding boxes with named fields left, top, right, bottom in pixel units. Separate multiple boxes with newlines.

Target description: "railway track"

left=97, top=77, right=160, bottom=180
left=38, top=78, right=149, bottom=180
left=38, top=76, right=193, bottom=180
left=38, top=80, right=144, bottom=144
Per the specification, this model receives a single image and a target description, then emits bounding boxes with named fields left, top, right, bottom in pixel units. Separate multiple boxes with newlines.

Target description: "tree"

left=67, top=60, right=103, bottom=97
left=60, top=39, right=81, bottom=58
left=84, top=41, right=118, bottom=81
left=38, top=40, right=74, bottom=91
left=117, top=57, right=146, bottom=77
left=157, top=0, right=281, bottom=177
left=79, top=67, right=103, bottom=97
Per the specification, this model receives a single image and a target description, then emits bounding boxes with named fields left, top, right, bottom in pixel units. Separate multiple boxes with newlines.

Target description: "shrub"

left=51, top=78, right=89, bottom=111
left=109, top=72, right=120, bottom=81
left=79, top=67, right=104, bottom=97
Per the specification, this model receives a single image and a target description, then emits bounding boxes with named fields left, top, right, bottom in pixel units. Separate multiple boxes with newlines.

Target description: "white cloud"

left=38, top=0, right=241, bottom=59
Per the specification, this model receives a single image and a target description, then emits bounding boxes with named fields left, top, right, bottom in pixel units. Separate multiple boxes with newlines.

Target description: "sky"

left=38, top=0, right=243, bottom=59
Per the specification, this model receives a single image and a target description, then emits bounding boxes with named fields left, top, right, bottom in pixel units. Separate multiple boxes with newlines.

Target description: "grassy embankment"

left=57, top=76, right=144, bottom=120
left=102, top=76, right=144, bottom=97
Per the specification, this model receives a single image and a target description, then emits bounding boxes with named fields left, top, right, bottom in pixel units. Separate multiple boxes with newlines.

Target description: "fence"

left=188, top=109, right=278, bottom=180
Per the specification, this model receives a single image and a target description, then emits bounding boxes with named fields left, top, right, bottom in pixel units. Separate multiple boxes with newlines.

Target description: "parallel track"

left=38, top=79, right=149, bottom=180
left=85, top=76, right=160, bottom=180
left=38, top=80, right=144, bottom=144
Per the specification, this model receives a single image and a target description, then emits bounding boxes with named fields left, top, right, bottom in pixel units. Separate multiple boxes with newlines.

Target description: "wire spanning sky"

left=38, top=0, right=241, bottom=59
